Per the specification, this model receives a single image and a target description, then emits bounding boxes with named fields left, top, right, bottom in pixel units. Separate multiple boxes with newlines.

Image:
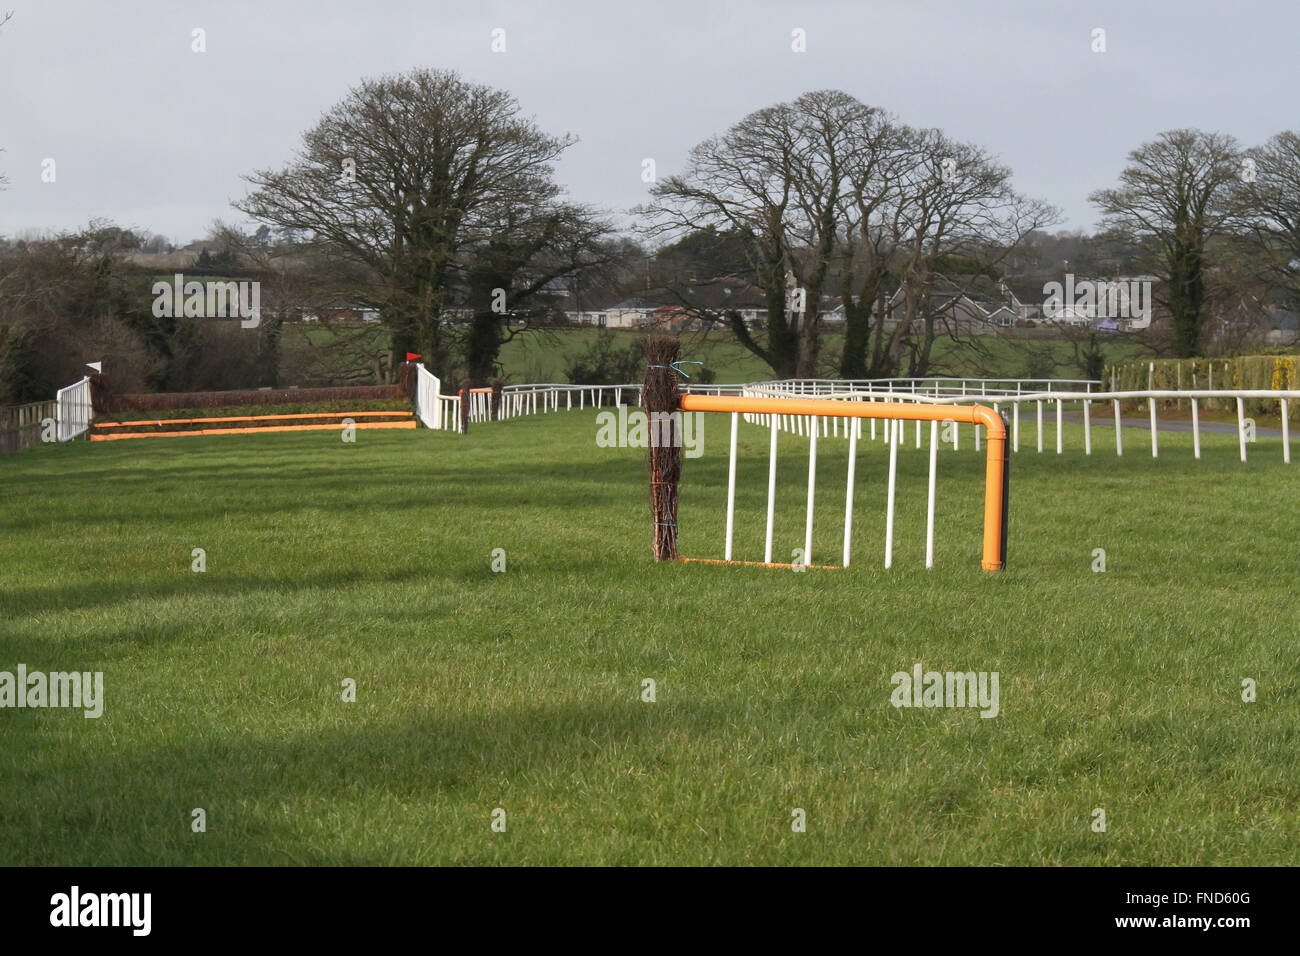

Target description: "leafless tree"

left=1090, top=129, right=1243, bottom=357
left=1239, top=130, right=1300, bottom=305
left=643, top=90, right=866, bottom=377
left=236, top=68, right=584, bottom=382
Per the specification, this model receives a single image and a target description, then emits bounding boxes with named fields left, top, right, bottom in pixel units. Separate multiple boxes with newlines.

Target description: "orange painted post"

left=678, top=394, right=1008, bottom=571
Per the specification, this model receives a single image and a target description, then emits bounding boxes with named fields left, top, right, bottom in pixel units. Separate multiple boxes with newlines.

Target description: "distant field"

left=278, top=323, right=1146, bottom=385
left=1, top=411, right=1295, bottom=864
left=501, top=327, right=1147, bottom=383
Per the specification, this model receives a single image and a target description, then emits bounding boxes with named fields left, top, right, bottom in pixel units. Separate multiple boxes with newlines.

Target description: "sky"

left=1, top=0, right=1295, bottom=243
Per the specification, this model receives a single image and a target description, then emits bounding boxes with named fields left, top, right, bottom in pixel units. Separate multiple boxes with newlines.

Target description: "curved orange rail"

left=678, top=394, right=1009, bottom=572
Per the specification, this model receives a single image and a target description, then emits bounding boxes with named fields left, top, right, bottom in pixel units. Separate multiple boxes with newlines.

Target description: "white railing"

left=759, top=377, right=1099, bottom=400
left=408, top=373, right=1296, bottom=464
left=736, top=380, right=1298, bottom=464
left=414, top=364, right=442, bottom=429
left=414, top=364, right=463, bottom=431
left=56, top=377, right=93, bottom=442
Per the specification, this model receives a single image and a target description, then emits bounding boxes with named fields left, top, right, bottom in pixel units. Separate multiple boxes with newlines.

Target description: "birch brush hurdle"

left=643, top=336, right=682, bottom=562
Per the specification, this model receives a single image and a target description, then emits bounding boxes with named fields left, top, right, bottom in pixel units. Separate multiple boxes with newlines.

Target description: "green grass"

left=483, top=327, right=1146, bottom=384
left=1, top=410, right=1296, bottom=865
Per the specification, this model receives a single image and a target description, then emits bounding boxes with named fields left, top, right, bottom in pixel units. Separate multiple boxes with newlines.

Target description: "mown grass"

left=0, top=409, right=1296, bottom=865
left=500, top=328, right=1147, bottom=384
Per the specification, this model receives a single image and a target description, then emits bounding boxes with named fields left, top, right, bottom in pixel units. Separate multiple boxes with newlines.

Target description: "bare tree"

left=236, top=68, right=579, bottom=381
left=1239, top=130, right=1300, bottom=304
left=643, top=90, right=866, bottom=377
left=458, top=200, right=616, bottom=384
left=0, top=11, right=13, bottom=191
left=1090, top=129, right=1243, bottom=357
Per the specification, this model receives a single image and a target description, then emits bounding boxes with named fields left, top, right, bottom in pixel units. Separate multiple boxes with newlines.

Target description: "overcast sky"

left=1, top=0, right=1294, bottom=243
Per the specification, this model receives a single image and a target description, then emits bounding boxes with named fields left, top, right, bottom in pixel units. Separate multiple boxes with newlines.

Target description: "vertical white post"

left=1013, top=402, right=1020, bottom=453
left=925, top=419, right=938, bottom=569
left=805, top=418, right=818, bottom=566
left=1191, top=398, right=1200, bottom=459
left=1083, top=400, right=1092, bottom=455
left=765, top=417, right=778, bottom=564
left=1282, top=399, right=1290, bottom=464
left=843, top=416, right=858, bottom=567
left=1036, top=400, right=1043, bottom=452
left=724, top=412, right=738, bottom=561
left=884, top=419, right=899, bottom=569
left=1114, top=399, right=1123, bottom=456
left=1149, top=398, right=1159, bottom=458
left=975, top=423, right=980, bottom=452
left=1237, top=396, right=1247, bottom=462
left=915, top=418, right=921, bottom=448
left=1056, top=400, right=1063, bottom=454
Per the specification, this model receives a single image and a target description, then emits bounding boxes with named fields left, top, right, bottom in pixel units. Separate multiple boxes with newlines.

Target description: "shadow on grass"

left=2, top=698, right=730, bottom=865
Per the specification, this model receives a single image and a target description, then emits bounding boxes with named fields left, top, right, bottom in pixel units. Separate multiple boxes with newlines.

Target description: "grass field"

left=499, top=327, right=1147, bottom=383
left=1, top=409, right=1296, bottom=865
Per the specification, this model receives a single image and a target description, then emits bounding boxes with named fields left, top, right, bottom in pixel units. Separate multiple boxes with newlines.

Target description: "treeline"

left=3, top=67, right=1299, bottom=402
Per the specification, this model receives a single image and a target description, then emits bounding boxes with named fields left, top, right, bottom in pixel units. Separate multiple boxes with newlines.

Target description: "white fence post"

left=1283, top=399, right=1291, bottom=464
left=724, top=412, right=738, bottom=561
left=1191, top=398, right=1200, bottom=459
left=1149, top=398, right=1158, bottom=458
left=1236, top=396, right=1247, bottom=462
left=764, top=416, right=778, bottom=565
left=925, top=420, right=938, bottom=569
left=804, top=417, right=818, bottom=566
left=1114, top=400, right=1123, bottom=457
left=843, top=414, right=858, bottom=567
left=884, top=419, right=899, bottom=569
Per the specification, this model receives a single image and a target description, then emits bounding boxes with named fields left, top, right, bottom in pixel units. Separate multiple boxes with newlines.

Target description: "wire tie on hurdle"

left=646, top=361, right=703, bottom=379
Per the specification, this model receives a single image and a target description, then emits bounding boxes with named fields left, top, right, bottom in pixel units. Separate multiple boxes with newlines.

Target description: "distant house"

left=605, top=296, right=664, bottom=328
left=1036, top=274, right=1160, bottom=330
left=299, top=304, right=381, bottom=324
left=564, top=282, right=771, bottom=330
left=874, top=275, right=1024, bottom=333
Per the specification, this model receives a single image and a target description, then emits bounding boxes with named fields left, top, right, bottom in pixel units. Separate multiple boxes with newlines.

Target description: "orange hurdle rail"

left=677, top=394, right=1010, bottom=572
left=93, top=411, right=412, bottom=428
left=91, top=421, right=416, bottom=440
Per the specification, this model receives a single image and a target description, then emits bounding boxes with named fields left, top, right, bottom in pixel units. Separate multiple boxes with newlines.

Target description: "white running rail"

left=55, top=377, right=93, bottom=442
left=737, top=381, right=1299, bottom=464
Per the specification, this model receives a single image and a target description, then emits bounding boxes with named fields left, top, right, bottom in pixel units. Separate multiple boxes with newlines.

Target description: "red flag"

left=405, top=352, right=422, bottom=362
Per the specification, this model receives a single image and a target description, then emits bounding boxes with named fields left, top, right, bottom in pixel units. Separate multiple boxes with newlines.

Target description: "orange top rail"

left=94, top=411, right=412, bottom=428
left=678, top=393, right=1009, bottom=571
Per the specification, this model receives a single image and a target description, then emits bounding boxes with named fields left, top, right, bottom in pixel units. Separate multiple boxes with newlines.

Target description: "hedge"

left=1104, top=354, right=1300, bottom=418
